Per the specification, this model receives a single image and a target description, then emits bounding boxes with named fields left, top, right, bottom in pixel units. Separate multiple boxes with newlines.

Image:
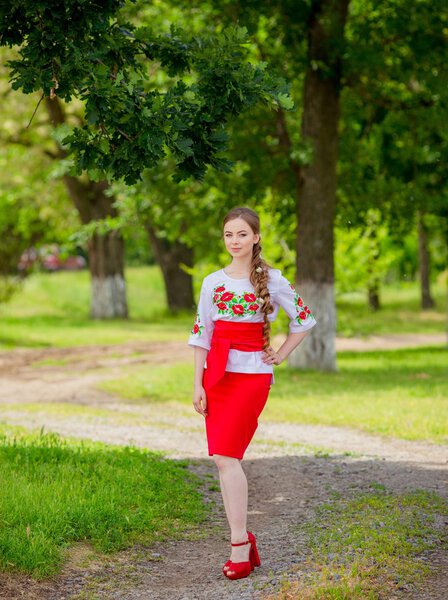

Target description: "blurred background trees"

left=0, top=0, right=446, bottom=370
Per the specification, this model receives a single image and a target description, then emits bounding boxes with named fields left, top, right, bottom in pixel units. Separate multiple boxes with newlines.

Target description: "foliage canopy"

left=0, top=0, right=292, bottom=184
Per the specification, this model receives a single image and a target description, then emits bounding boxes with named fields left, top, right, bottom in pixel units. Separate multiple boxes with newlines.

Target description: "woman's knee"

left=212, top=453, right=239, bottom=470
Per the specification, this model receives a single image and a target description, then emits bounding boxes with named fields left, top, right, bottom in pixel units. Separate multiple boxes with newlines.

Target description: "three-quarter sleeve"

left=275, top=273, right=317, bottom=333
left=188, top=279, right=215, bottom=350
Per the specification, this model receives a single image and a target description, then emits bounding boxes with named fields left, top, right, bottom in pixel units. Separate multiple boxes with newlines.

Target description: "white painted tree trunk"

left=288, top=280, right=337, bottom=371
left=90, top=275, right=128, bottom=319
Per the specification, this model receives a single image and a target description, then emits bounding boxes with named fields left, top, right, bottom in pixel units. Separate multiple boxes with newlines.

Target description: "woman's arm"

left=262, top=330, right=310, bottom=365
left=263, top=272, right=317, bottom=365
left=193, top=346, right=209, bottom=416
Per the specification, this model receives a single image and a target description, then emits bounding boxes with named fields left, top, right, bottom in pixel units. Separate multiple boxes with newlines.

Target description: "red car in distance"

left=18, top=247, right=86, bottom=272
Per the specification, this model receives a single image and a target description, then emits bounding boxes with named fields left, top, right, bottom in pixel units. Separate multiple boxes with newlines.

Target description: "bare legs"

left=213, top=454, right=250, bottom=575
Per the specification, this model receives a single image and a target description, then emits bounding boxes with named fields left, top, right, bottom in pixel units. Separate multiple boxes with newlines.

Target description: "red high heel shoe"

left=222, top=531, right=261, bottom=579
left=223, top=539, right=252, bottom=580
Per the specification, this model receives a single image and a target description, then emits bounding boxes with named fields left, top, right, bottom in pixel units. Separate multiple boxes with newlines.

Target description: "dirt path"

left=0, top=339, right=447, bottom=600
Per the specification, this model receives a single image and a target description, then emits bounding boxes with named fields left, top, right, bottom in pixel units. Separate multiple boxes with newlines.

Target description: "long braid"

left=223, top=206, right=274, bottom=351
left=250, top=242, right=274, bottom=351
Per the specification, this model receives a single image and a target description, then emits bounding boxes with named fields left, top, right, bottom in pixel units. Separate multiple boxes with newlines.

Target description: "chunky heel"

left=248, top=531, right=261, bottom=568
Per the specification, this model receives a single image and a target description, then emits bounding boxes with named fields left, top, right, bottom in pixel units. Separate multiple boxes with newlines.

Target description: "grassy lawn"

left=1, top=268, right=446, bottom=595
left=0, top=266, right=446, bottom=349
left=334, top=283, right=446, bottom=337
left=0, top=424, right=207, bottom=579
left=270, top=484, right=448, bottom=600
left=0, top=267, right=191, bottom=348
left=99, top=347, right=448, bottom=444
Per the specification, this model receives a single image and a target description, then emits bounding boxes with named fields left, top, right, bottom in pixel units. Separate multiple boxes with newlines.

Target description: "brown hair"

left=223, top=207, right=274, bottom=351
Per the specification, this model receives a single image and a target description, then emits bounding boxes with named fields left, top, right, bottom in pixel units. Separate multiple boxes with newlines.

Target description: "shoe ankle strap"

left=231, top=539, right=250, bottom=547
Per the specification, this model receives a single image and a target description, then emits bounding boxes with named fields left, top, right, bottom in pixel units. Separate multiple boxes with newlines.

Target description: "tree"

left=180, top=0, right=347, bottom=370
left=0, top=46, right=129, bottom=318
left=0, top=0, right=291, bottom=315
left=0, top=54, right=79, bottom=304
left=341, top=103, right=448, bottom=311
left=0, top=139, right=77, bottom=304
left=291, top=0, right=349, bottom=370
left=0, top=1, right=290, bottom=182
left=45, top=96, right=128, bottom=318
left=190, top=0, right=448, bottom=370
left=107, top=157, right=250, bottom=311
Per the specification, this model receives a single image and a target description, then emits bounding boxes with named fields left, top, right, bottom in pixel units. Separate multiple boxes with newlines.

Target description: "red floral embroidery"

left=232, top=304, right=244, bottom=315
left=212, top=283, right=261, bottom=317
left=290, top=282, right=314, bottom=325
left=191, top=311, right=204, bottom=336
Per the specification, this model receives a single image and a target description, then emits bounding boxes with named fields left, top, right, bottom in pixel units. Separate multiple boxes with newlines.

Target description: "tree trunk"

left=418, top=211, right=435, bottom=309
left=289, top=0, right=349, bottom=371
left=368, top=284, right=381, bottom=311
left=45, top=97, right=128, bottom=318
left=145, top=223, right=194, bottom=311
left=89, top=232, right=128, bottom=318
left=367, top=223, right=381, bottom=311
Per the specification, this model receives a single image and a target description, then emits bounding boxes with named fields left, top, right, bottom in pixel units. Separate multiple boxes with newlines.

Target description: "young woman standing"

left=188, top=207, right=316, bottom=580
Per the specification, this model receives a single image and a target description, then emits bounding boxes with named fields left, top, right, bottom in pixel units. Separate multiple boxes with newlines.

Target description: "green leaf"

left=277, top=93, right=294, bottom=111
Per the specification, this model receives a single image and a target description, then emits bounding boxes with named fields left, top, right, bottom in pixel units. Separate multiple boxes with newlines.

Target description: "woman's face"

left=223, top=217, right=260, bottom=260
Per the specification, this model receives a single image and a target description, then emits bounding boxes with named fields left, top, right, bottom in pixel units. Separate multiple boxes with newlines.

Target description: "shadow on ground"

left=1, top=452, right=447, bottom=600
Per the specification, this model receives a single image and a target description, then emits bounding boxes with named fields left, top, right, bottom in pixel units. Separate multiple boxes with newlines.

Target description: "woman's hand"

left=193, top=385, right=208, bottom=417
left=262, top=347, right=284, bottom=366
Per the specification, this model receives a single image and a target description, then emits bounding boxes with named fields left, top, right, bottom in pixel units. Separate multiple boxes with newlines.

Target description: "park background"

left=0, top=1, right=447, bottom=599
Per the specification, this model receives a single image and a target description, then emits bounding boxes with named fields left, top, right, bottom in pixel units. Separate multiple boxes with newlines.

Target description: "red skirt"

left=203, top=370, right=272, bottom=460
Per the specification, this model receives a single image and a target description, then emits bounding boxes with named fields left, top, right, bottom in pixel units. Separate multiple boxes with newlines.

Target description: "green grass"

left=0, top=424, right=207, bottom=579
left=273, top=484, right=447, bottom=599
left=334, top=282, right=446, bottom=337
left=0, top=267, right=191, bottom=348
left=0, top=267, right=445, bottom=349
left=98, top=347, right=448, bottom=444
left=101, top=362, right=194, bottom=405
left=266, top=346, right=448, bottom=443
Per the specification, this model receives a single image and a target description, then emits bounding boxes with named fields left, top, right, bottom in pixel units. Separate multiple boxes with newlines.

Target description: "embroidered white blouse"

left=188, top=268, right=317, bottom=381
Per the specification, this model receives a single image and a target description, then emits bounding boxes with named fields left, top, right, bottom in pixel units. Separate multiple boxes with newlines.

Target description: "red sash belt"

left=204, top=320, right=265, bottom=390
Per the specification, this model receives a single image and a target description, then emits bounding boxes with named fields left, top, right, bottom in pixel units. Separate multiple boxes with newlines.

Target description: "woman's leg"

left=218, top=471, right=230, bottom=519
left=213, top=454, right=250, bottom=573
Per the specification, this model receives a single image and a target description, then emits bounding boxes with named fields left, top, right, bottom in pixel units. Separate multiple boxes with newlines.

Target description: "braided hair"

left=223, top=207, right=274, bottom=351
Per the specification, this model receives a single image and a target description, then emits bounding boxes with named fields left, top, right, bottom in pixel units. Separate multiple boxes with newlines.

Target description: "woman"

left=188, top=207, right=316, bottom=580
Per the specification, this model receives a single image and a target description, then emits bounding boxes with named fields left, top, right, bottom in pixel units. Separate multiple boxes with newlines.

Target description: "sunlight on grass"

left=0, top=267, right=446, bottom=349
left=98, top=347, right=448, bottom=444
left=0, top=267, right=191, bottom=348
left=101, top=362, right=194, bottom=405
left=0, top=424, right=207, bottom=579
left=265, top=346, right=448, bottom=443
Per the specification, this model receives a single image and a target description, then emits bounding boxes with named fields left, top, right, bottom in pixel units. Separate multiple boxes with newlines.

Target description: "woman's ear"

left=254, top=234, right=260, bottom=245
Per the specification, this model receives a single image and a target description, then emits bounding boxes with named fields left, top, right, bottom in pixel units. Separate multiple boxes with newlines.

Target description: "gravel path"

left=0, top=339, right=446, bottom=600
